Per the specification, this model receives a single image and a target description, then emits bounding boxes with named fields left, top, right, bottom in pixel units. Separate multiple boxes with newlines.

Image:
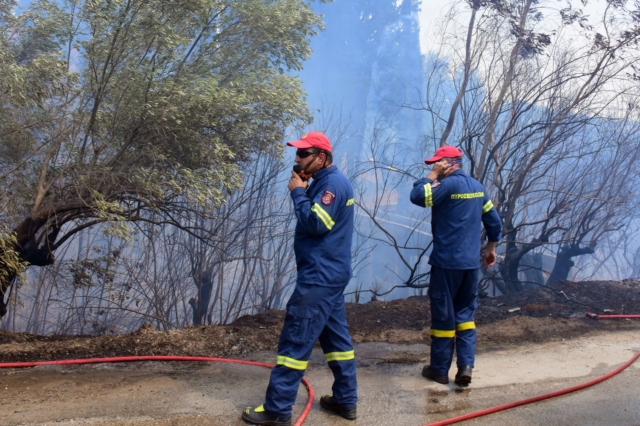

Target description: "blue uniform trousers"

left=264, top=283, right=357, bottom=418
left=428, top=266, right=478, bottom=375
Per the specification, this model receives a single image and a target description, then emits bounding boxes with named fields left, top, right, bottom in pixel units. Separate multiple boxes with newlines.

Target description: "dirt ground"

left=1, top=280, right=640, bottom=425
left=1, top=279, right=640, bottom=362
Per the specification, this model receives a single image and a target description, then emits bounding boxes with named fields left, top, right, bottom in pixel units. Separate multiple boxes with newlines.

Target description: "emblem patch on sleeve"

left=431, top=181, right=441, bottom=188
left=321, top=190, right=336, bottom=206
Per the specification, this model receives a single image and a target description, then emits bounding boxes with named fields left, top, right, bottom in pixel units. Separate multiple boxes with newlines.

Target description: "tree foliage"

left=0, top=0, right=325, bottom=317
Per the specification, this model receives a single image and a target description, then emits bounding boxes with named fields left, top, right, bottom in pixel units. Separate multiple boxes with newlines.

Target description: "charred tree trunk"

left=497, top=223, right=526, bottom=294
left=630, top=246, right=640, bottom=279
left=189, top=268, right=215, bottom=326
left=498, top=248, right=525, bottom=293
left=0, top=275, right=12, bottom=317
left=547, top=243, right=595, bottom=286
left=1, top=217, right=59, bottom=318
left=521, top=252, right=544, bottom=289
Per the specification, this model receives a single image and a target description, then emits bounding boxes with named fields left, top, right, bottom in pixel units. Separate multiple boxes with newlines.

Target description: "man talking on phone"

left=242, top=132, right=357, bottom=425
left=410, top=146, right=502, bottom=387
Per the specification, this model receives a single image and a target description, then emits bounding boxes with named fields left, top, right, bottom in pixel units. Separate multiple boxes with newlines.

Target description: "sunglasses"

left=296, top=150, right=317, bottom=159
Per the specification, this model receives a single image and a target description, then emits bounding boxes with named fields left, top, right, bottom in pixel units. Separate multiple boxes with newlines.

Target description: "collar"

left=311, top=165, right=333, bottom=180
left=447, top=169, right=465, bottom=178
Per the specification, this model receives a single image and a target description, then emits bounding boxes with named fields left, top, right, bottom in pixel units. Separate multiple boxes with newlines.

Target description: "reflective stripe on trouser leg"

left=429, top=326, right=456, bottom=374
left=265, top=284, right=355, bottom=418
left=319, top=291, right=357, bottom=408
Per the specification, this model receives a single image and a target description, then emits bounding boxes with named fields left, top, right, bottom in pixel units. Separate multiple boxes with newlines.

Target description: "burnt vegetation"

left=1, top=0, right=640, bottom=336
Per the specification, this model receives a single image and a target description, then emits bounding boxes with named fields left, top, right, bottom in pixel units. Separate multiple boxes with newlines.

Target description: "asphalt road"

left=1, top=331, right=638, bottom=426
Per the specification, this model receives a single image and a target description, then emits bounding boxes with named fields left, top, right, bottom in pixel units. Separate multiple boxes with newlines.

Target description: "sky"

left=14, top=0, right=610, bottom=52
left=417, top=0, right=452, bottom=54
left=417, top=0, right=610, bottom=54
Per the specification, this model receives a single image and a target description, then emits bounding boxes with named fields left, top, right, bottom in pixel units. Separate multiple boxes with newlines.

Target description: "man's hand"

left=427, top=159, right=453, bottom=180
left=288, top=170, right=308, bottom=191
left=483, top=241, right=498, bottom=267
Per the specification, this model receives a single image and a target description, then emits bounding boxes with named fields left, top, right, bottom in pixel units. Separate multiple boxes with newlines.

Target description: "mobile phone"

left=293, top=165, right=310, bottom=181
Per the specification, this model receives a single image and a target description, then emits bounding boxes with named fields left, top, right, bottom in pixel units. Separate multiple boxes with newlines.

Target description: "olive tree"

left=0, top=0, right=327, bottom=317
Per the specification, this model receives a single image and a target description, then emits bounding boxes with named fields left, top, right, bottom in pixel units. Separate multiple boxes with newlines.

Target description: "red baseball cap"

left=286, top=131, right=332, bottom=152
left=425, top=146, right=463, bottom=164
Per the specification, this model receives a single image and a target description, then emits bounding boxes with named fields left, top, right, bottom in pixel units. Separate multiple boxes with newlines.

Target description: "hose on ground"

left=425, top=313, right=640, bottom=426
left=3, top=313, right=638, bottom=426
left=0, top=355, right=314, bottom=426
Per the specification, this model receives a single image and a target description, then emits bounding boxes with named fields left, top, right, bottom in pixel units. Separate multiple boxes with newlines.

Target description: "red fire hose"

left=0, top=355, right=314, bottom=426
left=425, top=313, right=640, bottom=426
left=2, top=313, right=638, bottom=426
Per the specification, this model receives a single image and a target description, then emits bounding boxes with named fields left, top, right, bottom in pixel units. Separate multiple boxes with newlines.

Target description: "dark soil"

left=1, top=280, right=640, bottom=363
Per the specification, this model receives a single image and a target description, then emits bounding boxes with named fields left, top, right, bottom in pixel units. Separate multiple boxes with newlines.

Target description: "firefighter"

left=409, top=146, right=502, bottom=386
left=242, top=132, right=357, bottom=425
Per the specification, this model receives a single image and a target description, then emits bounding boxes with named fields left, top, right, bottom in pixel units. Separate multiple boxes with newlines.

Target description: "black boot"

left=455, top=365, right=473, bottom=387
left=320, top=395, right=357, bottom=420
left=422, top=365, right=449, bottom=384
left=241, top=405, right=292, bottom=426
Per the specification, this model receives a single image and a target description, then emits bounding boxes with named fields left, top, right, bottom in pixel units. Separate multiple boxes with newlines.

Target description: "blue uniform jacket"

left=410, top=169, right=502, bottom=270
left=290, top=166, right=355, bottom=286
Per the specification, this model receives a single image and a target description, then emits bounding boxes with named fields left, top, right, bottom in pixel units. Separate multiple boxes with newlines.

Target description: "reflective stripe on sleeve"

left=346, top=198, right=354, bottom=206
left=430, top=329, right=455, bottom=338
left=482, top=200, right=494, bottom=214
left=311, top=203, right=335, bottom=230
left=451, top=192, right=484, bottom=200
left=456, top=321, right=476, bottom=331
left=324, top=350, right=355, bottom=362
left=424, top=183, right=433, bottom=207
left=276, top=355, right=309, bottom=370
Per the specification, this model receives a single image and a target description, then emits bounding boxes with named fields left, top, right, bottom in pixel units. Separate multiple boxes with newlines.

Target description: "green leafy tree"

left=0, top=0, right=326, bottom=317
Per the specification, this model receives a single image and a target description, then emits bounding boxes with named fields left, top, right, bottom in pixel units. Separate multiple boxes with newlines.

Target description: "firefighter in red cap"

left=242, top=132, right=357, bottom=425
left=410, top=146, right=502, bottom=387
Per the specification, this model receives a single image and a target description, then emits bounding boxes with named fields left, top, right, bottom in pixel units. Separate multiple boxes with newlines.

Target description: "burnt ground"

left=1, top=279, right=640, bottom=363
